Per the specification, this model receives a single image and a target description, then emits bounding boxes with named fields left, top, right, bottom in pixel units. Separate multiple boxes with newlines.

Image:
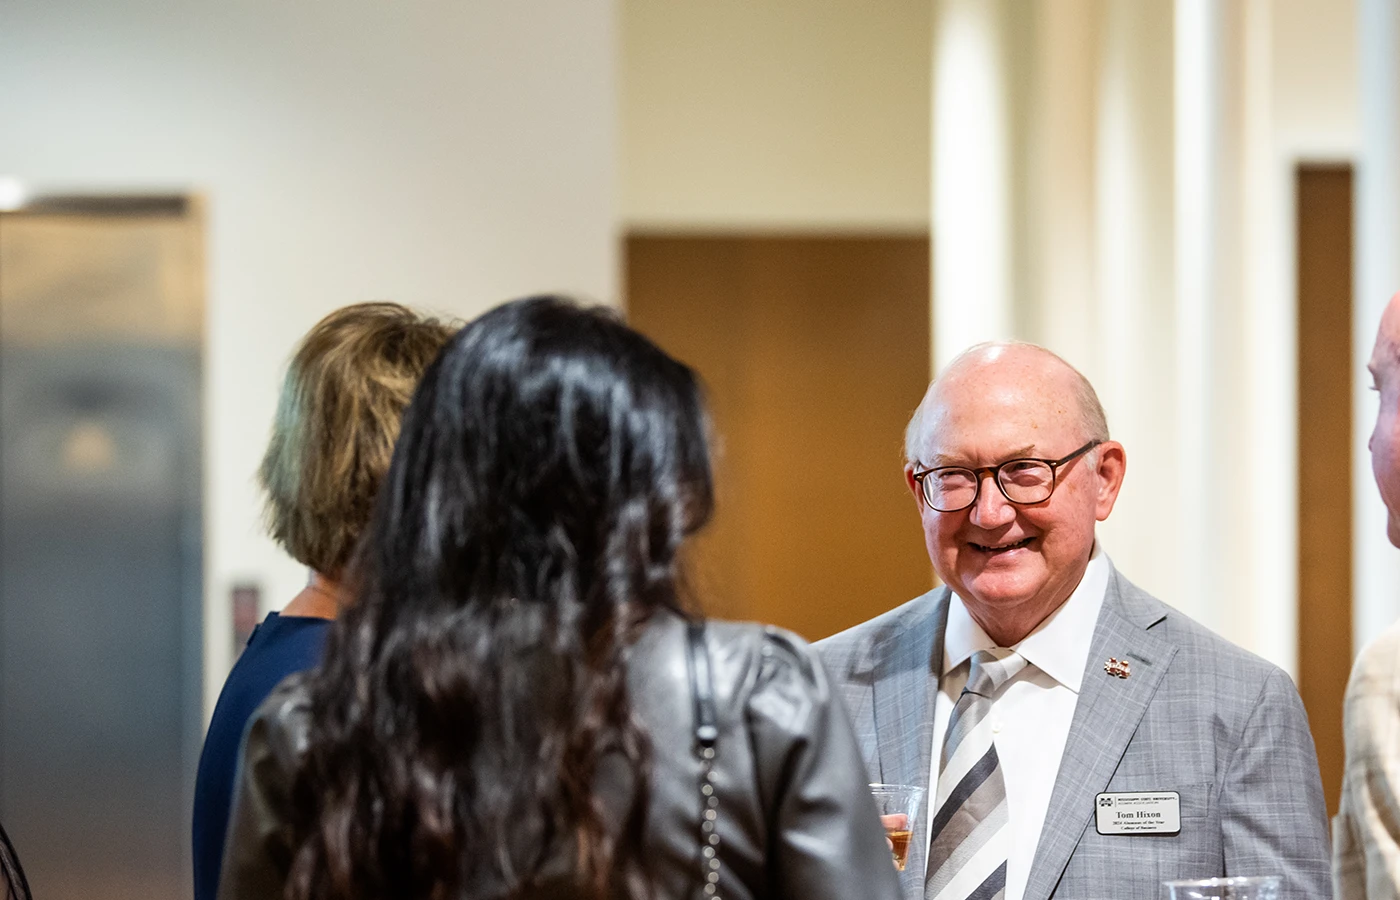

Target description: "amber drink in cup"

left=869, top=783, right=924, bottom=871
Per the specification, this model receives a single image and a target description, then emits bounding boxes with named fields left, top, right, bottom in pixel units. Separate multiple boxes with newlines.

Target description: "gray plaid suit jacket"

left=816, top=565, right=1331, bottom=900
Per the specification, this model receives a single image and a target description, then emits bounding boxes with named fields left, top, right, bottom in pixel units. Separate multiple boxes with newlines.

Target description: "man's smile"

left=967, top=536, right=1034, bottom=554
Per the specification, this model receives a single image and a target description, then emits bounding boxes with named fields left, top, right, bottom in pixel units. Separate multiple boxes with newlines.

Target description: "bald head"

left=1376, top=294, right=1400, bottom=374
left=904, top=342, right=1109, bottom=467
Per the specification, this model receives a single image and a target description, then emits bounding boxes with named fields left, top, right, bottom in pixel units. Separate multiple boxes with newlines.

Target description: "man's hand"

left=880, top=813, right=908, bottom=849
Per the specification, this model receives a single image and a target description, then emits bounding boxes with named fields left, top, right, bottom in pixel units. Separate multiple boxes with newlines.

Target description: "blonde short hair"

left=259, top=302, right=455, bottom=575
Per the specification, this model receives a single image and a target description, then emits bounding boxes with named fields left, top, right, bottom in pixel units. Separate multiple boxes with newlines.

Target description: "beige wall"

left=1274, top=0, right=1359, bottom=155
left=0, top=0, right=619, bottom=714
left=621, top=0, right=932, bottom=231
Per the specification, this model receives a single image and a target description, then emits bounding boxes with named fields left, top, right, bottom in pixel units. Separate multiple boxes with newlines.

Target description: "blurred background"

left=0, top=0, right=1389, bottom=896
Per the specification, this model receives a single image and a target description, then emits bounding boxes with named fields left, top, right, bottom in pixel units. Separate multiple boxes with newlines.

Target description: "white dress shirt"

left=926, top=543, right=1110, bottom=900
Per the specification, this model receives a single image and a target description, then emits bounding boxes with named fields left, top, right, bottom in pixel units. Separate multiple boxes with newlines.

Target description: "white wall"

left=621, top=0, right=931, bottom=231
left=0, top=0, right=619, bottom=714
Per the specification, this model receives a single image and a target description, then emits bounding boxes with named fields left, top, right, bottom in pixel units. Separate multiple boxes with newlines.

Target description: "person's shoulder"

left=700, top=618, right=821, bottom=682
left=698, top=620, right=842, bottom=730
left=816, top=588, right=944, bottom=656
left=212, top=614, right=326, bottom=727
left=1356, top=617, right=1400, bottom=669
left=1111, top=571, right=1296, bottom=695
left=689, top=617, right=848, bottom=702
left=1342, top=621, right=1400, bottom=757
left=243, top=673, right=316, bottom=768
left=247, top=613, right=332, bottom=659
left=1347, top=617, right=1400, bottom=697
left=233, top=613, right=329, bottom=678
left=632, top=610, right=815, bottom=687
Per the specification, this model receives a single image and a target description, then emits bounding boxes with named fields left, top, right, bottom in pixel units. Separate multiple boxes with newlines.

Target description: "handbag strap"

left=0, top=819, right=32, bottom=900
left=686, top=620, right=721, bottom=899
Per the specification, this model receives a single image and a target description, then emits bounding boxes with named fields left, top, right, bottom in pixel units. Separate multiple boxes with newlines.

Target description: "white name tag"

left=1094, top=791, right=1181, bottom=835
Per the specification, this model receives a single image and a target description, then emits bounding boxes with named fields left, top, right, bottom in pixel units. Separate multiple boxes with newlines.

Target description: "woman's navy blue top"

left=191, top=613, right=330, bottom=900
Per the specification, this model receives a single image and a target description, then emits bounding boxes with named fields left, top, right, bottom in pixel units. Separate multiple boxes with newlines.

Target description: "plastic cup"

left=869, top=783, right=925, bottom=871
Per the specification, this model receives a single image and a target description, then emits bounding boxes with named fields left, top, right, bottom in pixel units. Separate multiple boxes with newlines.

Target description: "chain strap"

left=698, top=744, right=720, bottom=896
left=686, top=622, right=721, bottom=900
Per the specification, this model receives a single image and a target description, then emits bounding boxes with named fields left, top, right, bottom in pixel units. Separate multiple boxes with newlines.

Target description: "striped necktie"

left=925, top=648, right=1027, bottom=900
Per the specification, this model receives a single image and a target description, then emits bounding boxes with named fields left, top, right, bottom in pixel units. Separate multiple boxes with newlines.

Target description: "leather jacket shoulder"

left=217, top=610, right=902, bottom=900
left=624, top=611, right=902, bottom=900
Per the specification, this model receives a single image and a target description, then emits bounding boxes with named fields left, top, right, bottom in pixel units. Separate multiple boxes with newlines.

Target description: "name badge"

left=1094, top=791, right=1181, bottom=835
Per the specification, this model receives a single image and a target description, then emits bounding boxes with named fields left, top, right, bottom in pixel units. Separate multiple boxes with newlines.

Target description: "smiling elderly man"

left=818, top=343, right=1330, bottom=900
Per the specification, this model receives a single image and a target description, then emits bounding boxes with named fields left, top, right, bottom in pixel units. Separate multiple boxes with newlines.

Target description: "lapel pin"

left=1104, top=657, right=1131, bottom=679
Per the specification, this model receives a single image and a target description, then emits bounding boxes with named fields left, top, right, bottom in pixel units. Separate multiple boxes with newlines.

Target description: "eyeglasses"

left=911, top=440, right=1101, bottom=512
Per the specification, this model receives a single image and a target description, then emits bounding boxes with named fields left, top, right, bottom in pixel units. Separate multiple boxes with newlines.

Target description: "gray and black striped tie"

left=924, top=648, right=1027, bottom=900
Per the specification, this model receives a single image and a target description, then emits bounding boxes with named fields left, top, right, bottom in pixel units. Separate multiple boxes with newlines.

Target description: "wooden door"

left=1296, top=164, right=1353, bottom=815
left=627, top=234, right=932, bottom=640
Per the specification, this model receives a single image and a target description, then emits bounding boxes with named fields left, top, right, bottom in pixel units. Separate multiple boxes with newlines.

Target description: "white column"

left=1354, top=0, right=1400, bottom=648
left=1091, top=0, right=1182, bottom=614
left=1023, top=0, right=1097, bottom=373
left=1173, top=0, right=1219, bottom=633
left=1173, top=0, right=1253, bottom=638
left=931, top=0, right=1015, bottom=369
left=1239, top=0, right=1296, bottom=672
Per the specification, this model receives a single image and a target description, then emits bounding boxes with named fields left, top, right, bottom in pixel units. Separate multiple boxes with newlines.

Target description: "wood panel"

left=626, top=234, right=933, bottom=641
left=1296, top=164, right=1354, bottom=816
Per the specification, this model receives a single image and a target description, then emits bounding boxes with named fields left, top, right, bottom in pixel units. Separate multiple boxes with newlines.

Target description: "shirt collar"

left=943, top=541, right=1110, bottom=694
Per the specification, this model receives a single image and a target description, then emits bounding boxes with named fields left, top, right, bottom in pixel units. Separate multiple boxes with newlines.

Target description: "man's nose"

left=968, top=473, right=1015, bottom=528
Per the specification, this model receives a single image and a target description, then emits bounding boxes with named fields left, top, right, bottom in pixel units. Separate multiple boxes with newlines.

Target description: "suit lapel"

left=1021, top=571, right=1176, bottom=900
left=870, top=587, right=948, bottom=893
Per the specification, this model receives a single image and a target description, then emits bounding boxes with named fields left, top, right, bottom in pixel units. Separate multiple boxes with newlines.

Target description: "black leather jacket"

left=217, top=609, right=903, bottom=900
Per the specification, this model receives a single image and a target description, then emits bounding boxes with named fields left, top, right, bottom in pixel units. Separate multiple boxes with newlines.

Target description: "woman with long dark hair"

left=217, top=296, right=901, bottom=900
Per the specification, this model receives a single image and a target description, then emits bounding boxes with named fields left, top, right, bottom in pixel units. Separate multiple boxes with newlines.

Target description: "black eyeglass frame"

left=911, top=439, right=1103, bottom=512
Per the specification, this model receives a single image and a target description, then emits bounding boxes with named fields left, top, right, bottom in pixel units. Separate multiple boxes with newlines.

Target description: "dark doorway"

left=0, top=197, right=204, bottom=899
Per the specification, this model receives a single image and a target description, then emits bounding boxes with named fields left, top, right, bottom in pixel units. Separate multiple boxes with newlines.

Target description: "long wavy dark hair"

left=286, top=296, right=715, bottom=900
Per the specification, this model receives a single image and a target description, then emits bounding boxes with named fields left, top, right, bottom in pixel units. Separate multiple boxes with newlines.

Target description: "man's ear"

left=905, top=465, right=925, bottom=510
left=1092, top=441, right=1127, bottom=521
